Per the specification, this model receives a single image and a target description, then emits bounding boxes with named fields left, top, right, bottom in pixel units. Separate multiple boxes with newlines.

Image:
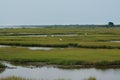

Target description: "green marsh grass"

left=0, top=35, right=120, bottom=49
left=0, top=27, right=120, bottom=66
left=0, top=27, right=120, bottom=35
left=0, top=47, right=120, bottom=66
left=0, top=27, right=120, bottom=49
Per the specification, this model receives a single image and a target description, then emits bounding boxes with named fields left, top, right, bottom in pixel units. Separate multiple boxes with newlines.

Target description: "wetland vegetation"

left=0, top=47, right=120, bottom=66
left=0, top=76, right=96, bottom=80
left=0, top=26, right=120, bottom=66
left=0, top=76, right=28, bottom=80
left=0, top=26, right=120, bottom=80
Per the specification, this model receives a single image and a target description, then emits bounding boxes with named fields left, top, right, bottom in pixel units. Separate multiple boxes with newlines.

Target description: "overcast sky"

left=0, top=0, right=120, bottom=25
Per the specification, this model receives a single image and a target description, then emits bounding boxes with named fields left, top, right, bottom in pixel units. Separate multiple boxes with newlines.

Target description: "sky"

left=0, top=0, right=120, bottom=25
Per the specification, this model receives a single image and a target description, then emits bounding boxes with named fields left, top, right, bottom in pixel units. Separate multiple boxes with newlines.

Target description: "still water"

left=110, top=41, right=120, bottom=43
left=28, top=34, right=78, bottom=37
left=0, top=45, right=53, bottom=50
left=0, top=62, right=120, bottom=80
left=17, top=34, right=78, bottom=37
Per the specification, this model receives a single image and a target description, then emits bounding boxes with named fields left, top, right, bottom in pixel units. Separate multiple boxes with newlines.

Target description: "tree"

left=108, top=22, right=114, bottom=27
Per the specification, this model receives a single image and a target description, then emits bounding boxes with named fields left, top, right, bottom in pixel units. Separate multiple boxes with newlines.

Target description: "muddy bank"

left=5, top=61, right=120, bottom=69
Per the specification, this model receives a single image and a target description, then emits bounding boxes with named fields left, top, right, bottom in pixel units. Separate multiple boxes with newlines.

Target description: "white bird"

left=59, top=38, right=62, bottom=41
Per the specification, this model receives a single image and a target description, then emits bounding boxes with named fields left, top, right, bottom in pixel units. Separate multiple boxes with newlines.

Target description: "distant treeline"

left=6, top=24, right=120, bottom=28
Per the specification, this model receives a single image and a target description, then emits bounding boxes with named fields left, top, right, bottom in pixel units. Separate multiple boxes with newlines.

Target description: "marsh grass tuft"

left=0, top=63, right=6, bottom=68
left=0, top=76, right=29, bottom=80
left=84, top=77, right=96, bottom=80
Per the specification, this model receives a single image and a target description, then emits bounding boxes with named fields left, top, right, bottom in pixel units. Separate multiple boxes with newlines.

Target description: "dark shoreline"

left=0, top=60, right=120, bottom=70
left=4, top=61, right=120, bottom=69
left=0, top=43, right=120, bottom=49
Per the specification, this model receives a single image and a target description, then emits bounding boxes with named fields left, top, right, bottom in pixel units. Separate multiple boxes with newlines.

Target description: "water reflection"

left=28, top=47, right=53, bottom=50
left=0, top=45, right=53, bottom=50
left=110, top=41, right=120, bottom=43
left=18, top=34, right=78, bottom=37
left=3, top=34, right=79, bottom=37
left=0, top=45, right=10, bottom=48
left=0, top=62, right=120, bottom=80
